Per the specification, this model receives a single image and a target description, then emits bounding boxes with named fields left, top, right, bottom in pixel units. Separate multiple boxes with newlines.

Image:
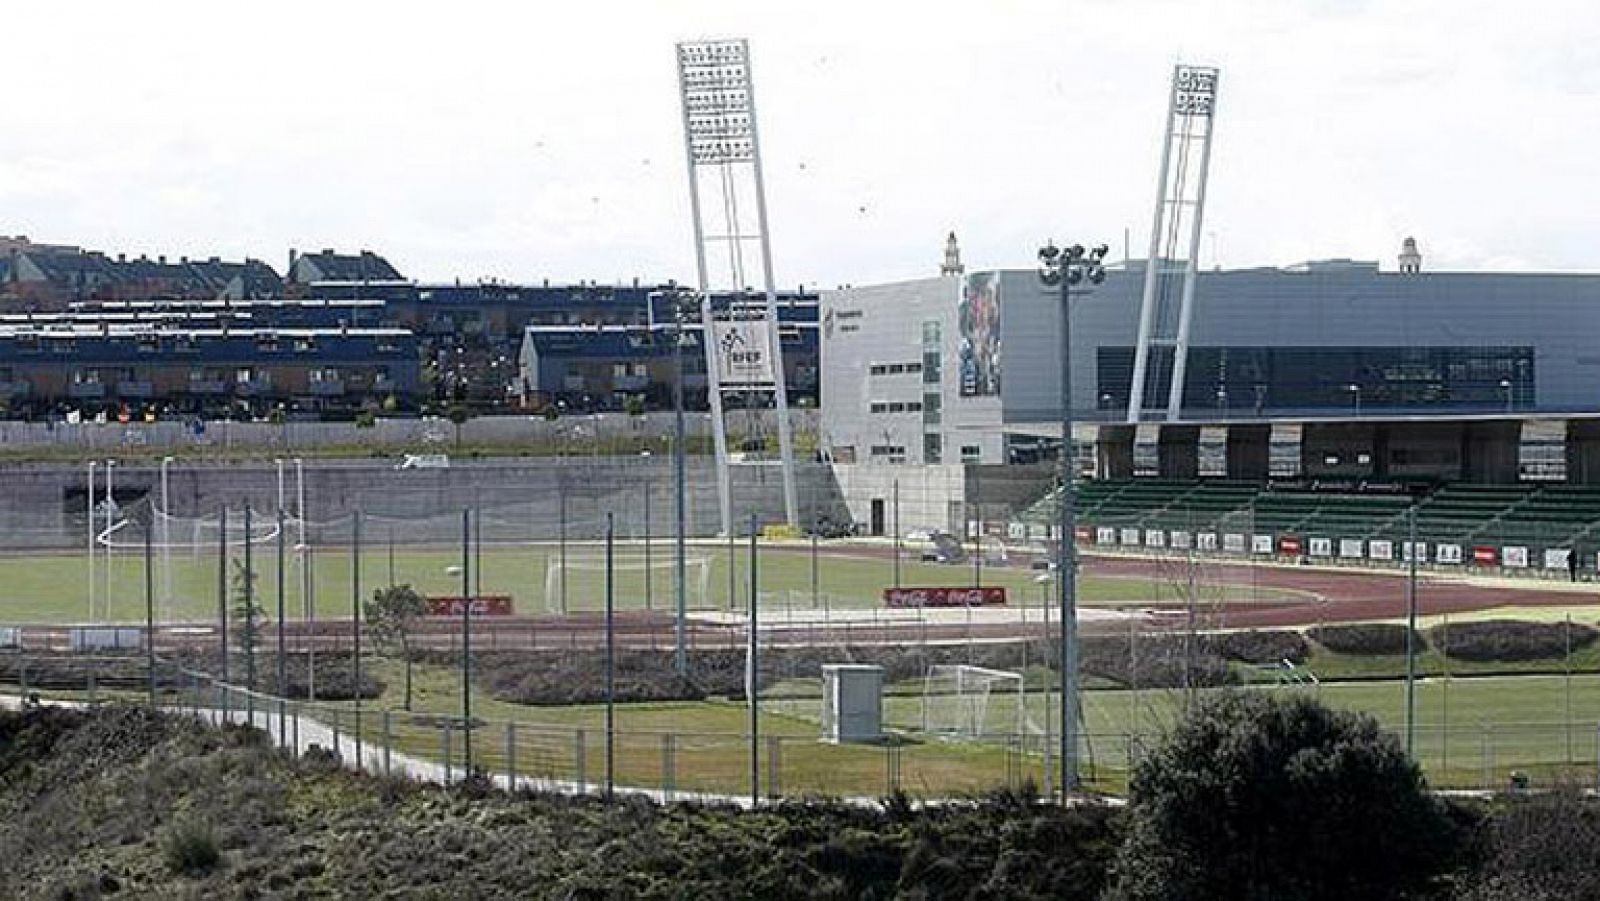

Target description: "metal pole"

left=218, top=505, right=229, bottom=685
left=1127, top=65, right=1181, bottom=424
left=604, top=511, right=616, bottom=800
left=277, top=506, right=286, bottom=746
left=461, top=508, right=473, bottom=776
left=1405, top=500, right=1418, bottom=756
left=644, top=472, right=653, bottom=611
left=474, top=502, right=483, bottom=599
left=973, top=469, right=982, bottom=588
left=145, top=507, right=156, bottom=706
left=892, top=478, right=901, bottom=589
left=104, top=460, right=115, bottom=620
left=810, top=531, right=819, bottom=609
left=87, top=461, right=96, bottom=623
left=245, top=503, right=256, bottom=694
left=1058, top=277, right=1080, bottom=795
left=673, top=301, right=688, bottom=675
left=748, top=513, right=760, bottom=806
left=558, top=471, right=568, bottom=615
left=296, top=458, right=312, bottom=702
left=352, top=509, right=362, bottom=768
left=161, top=456, right=172, bottom=623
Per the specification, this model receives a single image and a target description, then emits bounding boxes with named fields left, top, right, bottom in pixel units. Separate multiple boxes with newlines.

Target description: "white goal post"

left=543, top=553, right=714, bottom=615
left=920, top=664, right=1041, bottom=741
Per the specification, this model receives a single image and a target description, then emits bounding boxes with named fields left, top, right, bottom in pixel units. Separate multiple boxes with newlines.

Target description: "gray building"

left=823, top=253, right=1600, bottom=486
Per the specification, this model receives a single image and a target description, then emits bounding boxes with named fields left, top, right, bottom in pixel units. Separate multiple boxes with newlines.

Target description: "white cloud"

left=0, top=0, right=1594, bottom=282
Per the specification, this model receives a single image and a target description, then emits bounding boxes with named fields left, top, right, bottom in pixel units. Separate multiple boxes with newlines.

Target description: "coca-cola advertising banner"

left=883, top=587, right=1007, bottom=608
left=425, top=596, right=515, bottom=617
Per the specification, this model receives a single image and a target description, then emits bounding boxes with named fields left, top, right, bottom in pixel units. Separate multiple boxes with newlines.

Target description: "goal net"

left=920, top=664, right=1041, bottom=741
left=543, top=552, right=713, bottom=615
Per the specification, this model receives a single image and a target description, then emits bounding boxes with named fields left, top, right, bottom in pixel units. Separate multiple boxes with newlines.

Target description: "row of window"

left=869, top=400, right=924, bottom=414
left=869, top=361, right=922, bottom=376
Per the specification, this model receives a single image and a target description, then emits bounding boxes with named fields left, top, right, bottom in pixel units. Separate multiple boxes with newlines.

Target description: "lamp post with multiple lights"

left=1036, top=240, right=1107, bottom=797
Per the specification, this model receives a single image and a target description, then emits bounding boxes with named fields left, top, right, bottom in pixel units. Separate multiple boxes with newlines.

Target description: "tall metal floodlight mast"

left=675, top=38, right=800, bottom=534
left=1127, top=64, right=1220, bottom=424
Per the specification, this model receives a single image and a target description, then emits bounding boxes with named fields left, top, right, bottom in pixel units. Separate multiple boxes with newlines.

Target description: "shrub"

left=1306, top=622, right=1421, bottom=655
left=1202, top=629, right=1310, bottom=665
left=1455, top=785, right=1600, bottom=900
left=1429, top=619, right=1599, bottom=663
left=1108, top=692, right=1459, bottom=900
left=162, top=816, right=221, bottom=876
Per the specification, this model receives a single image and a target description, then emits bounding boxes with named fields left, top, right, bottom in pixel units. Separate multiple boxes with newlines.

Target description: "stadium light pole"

left=1348, top=383, right=1361, bottom=417
left=1499, top=378, right=1512, bottom=414
left=670, top=289, right=693, bottom=676
left=1037, top=240, right=1108, bottom=798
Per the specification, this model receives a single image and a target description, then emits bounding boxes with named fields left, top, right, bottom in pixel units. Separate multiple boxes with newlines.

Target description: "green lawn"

left=286, top=655, right=1600, bottom=797
left=0, top=542, right=1304, bottom=624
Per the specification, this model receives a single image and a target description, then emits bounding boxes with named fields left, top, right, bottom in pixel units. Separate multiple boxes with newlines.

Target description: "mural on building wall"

left=958, top=272, right=1001, bottom=397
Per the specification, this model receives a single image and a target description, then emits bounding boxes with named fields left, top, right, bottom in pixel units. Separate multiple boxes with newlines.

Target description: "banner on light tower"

left=713, top=319, right=777, bottom=386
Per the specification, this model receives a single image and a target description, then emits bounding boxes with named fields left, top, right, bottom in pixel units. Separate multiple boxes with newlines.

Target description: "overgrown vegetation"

left=1307, top=622, right=1422, bottom=655
left=12, top=692, right=1600, bottom=896
left=0, top=705, right=1119, bottom=899
left=1428, top=619, right=1599, bottom=663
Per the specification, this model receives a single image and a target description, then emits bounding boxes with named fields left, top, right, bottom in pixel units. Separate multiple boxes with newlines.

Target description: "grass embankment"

left=0, top=704, right=1118, bottom=900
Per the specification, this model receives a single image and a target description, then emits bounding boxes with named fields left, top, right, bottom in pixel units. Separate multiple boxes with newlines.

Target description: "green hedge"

left=1201, top=630, right=1310, bottom=665
left=1428, top=619, right=1599, bottom=662
left=1306, top=623, right=1422, bottom=656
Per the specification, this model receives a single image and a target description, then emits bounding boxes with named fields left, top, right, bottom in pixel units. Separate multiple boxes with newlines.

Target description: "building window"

left=961, top=445, right=982, bottom=463
left=869, top=444, right=907, bottom=463
left=924, top=433, right=942, bottom=464
left=922, top=392, right=941, bottom=425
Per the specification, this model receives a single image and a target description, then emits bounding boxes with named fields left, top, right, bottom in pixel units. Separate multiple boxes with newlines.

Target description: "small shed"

left=820, top=664, right=884, bottom=743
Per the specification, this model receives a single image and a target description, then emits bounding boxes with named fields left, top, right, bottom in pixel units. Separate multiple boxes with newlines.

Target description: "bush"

left=1429, top=619, right=1599, bottom=663
left=1202, top=629, right=1310, bottom=665
left=162, top=816, right=221, bottom=876
left=1108, top=692, right=1460, bottom=900
left=1455, top=785, right=1600, bottom=900
left=1307, top=623, right=1421, bottom=656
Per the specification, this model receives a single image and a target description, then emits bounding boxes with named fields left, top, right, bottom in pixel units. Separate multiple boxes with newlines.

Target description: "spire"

left=1398, top=236, right=1421, bottom=274
left=941, top=231, right=964, bottom=277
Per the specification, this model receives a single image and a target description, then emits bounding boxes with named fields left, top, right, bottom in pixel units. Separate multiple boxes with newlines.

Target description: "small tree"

left=230, top=558, right=264, bottom=689
left=365, top=584, right=429, bottom=710
left=447, top=403, right=470, bottom=449
left=1108, top=692, right=1458, bottom=900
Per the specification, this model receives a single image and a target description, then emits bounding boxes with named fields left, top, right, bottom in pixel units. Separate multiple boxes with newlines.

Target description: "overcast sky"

left=2, top=1, right=1595, bottom=287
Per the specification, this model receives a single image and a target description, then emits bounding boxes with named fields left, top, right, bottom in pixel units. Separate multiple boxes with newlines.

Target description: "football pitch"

left=0, top=541, right=1305, bottom=624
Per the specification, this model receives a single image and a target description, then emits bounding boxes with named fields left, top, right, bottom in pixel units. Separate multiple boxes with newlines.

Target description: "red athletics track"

left=1087, top=554, right=1600, bottom=628
left=769, top=544, right=1600, bottom=630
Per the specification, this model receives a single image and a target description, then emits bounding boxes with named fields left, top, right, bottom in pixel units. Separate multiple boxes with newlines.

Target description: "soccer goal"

left=920, top=664, right=1040, bottom=741
left=543, top=552, right=713, bottom=615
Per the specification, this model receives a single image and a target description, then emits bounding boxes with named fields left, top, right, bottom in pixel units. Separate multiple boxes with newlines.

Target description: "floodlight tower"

left=1127, top=64, right=1221, bottom=423
left=674, top=38, right=800, bottom=535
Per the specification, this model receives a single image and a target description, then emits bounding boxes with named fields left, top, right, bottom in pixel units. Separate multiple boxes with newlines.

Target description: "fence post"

left=383, top=710, right=393, bottom=778
left=278, top=697, right=287, bottom=751
left=442, top=723, right=453, bottom=786
left=575, top=729, right=587, bottom=794
left=332, top=709, right=342, bottom=763
left=291, top=702, right=300, bottom=758
left=1481, top=723, right=1492, bottom=791
left=662, top=733, right=675, bottom=803
left=506, top=722, right=517, bottom=792
left=767, top=736, right=781, bottom=800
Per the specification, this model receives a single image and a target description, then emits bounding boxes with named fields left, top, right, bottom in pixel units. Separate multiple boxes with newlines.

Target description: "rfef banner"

left=1279, top=536, right=1302, bottom=556
left=426, top=596, right=515, bottom=617
left=884, top=587, right=1007, bottom=608
left=712, top=319, right=776, bottom=386
left=1472, top=546, right=1499, bottom=566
